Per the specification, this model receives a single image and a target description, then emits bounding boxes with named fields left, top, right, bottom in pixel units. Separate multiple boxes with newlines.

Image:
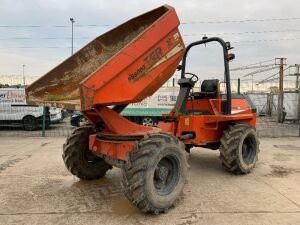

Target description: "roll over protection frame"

left=180, top=37, right=232, bottom=114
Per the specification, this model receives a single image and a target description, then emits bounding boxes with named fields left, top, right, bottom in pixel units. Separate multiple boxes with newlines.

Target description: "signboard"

left=0, top=88, right=26, bottom=104
left=128, top=86, right=179, bottom=109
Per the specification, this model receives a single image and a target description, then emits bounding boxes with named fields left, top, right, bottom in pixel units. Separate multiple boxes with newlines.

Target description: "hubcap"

left=142, top=117, right=154, bottom=126
left=154, top=155, right=179, bottom=196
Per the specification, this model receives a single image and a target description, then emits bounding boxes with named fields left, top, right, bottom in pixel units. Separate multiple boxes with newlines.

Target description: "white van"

left=0, top=88, right=61, bottom=130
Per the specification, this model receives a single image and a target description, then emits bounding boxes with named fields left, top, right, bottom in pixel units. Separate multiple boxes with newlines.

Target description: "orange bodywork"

left=88, top=97, right=256, bottom=159
left=158, top=98, right=256, bottom=146
left=89, top=134, right=135, bottom=161
left=25, top=5, right=257, bottom=162
left=26, top=5, right=186, bottom=161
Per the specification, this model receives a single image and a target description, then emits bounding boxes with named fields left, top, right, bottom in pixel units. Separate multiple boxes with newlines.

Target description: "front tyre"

left=62, top=126, right=112, bottom=180
left=121, top=133, right=188, bottom=214
left=219, top=123, right=260, bottom=174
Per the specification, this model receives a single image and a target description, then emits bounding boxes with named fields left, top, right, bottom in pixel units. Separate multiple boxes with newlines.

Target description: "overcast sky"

left=0, top=0, right=299, bottom=83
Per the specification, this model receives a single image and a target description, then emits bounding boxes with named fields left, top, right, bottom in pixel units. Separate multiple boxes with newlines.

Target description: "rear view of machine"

left=26, top=5, right=259, bottom=214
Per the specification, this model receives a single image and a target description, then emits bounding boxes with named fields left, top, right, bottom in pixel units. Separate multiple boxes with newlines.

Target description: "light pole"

left=70, top=18, right=75, bottom=55
left=22, top=64, right=25, bottom=86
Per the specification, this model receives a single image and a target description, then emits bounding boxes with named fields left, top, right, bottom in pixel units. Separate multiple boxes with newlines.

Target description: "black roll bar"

left=180, top=37, right=232, bottom=114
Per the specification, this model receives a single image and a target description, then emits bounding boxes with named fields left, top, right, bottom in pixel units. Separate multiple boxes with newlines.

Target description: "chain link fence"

left=0, top=78, right=299, bottom=138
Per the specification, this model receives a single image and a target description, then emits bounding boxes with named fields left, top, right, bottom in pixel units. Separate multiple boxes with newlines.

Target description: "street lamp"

left=70, top=18, right=75, bottom=55
left=22, top=64, right=25, bottom=86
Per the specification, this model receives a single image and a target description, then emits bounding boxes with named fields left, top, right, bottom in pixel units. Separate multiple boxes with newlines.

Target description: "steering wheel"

left=185, top=72, right=199, bottom=83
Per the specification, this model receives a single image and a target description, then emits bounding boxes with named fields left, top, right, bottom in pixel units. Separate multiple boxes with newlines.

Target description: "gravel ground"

left=0, top=137, right=300, bottom=225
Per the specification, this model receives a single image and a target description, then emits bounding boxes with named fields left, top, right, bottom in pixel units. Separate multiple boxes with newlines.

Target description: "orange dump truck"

left=26, top=5, right=184, bottom=111
left=26, top=5, right=259, bottom=214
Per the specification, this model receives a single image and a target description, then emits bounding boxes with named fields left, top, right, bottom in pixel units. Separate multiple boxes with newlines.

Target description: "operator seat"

left=193, top=79, right=219, bottom=99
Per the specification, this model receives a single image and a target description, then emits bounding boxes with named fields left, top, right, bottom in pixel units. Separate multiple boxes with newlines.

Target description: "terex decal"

left=128, top=32, right=183, bottom=83
left=128, top=47, right=162, bottom=82
left=144, top=47, right=162, bottom=63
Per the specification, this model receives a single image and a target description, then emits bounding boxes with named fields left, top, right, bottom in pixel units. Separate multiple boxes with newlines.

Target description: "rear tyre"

left=219, top=123, right=259, bottom=174
left=121, top=133, right=188, bottom=214
left=62, top=126, right=112, bottom=180
left=23, top=115, right=37, bottom=131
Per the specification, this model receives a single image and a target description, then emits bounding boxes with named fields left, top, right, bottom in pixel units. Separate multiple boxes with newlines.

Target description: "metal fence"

left=247, top=92, right=300, bottom=137
left=0, top=79, right=299, bottom=138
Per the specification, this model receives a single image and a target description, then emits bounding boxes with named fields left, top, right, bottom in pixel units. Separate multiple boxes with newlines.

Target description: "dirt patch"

left=0, top=155, right=31, bottom=173
left=273, top=145, right=300, bottom=151
left=32, top=176, right=122, bottom=198
left=273, top=153, right=292, bottom=162
left=178, top=210, right=203, bottom=225
left=268, top=165, right=300, bottom=177
left=111, top=198, right=139, bottom=215
left=40, top=142, right=50, bottom=147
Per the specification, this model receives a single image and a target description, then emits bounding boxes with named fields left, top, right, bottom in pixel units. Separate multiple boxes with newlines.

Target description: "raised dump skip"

left=26, top=5, right=185, bottom=110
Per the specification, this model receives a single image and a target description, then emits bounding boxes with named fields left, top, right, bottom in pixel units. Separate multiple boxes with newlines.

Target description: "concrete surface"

left=0, top=137, right=300, bottom=225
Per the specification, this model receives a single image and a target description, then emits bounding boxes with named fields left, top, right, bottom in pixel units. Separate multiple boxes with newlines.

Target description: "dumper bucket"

left=26, top=5, right=185, bottom=111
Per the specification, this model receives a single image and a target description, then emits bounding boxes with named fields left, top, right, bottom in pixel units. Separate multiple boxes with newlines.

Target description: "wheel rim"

left=154, top=155, right=179, bottom=196
left=242, top=134, right=257, bottom=165
left=142, top=117, right=154, bottom=126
